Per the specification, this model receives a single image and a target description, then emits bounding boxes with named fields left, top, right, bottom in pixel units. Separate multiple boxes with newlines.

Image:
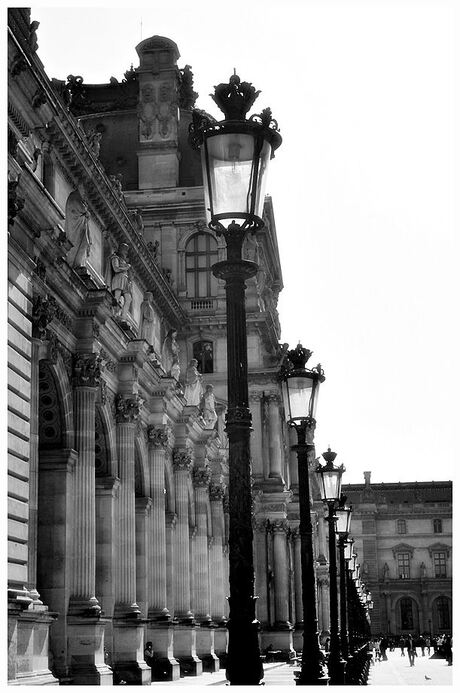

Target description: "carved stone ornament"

left=193, top=466, right=212, bottom=488
left=178, top=65, right=198, bottom=110
left=271, top=519, right=289, bottom=534
left=115, top=394, right=143, bottom=423
left=32, top=88, right=47, bottom=109
left=8, top=179, right=25, bottom=225
left=147, top=425, right=170, bottom=449
left=72, top=353, right=104, bottom=388
left=172, top=448, right=192, bottom=472
left=209, top=483, right=225, bottom=501
left=211, top=74, right=261, bottom=121
left=32, top=294, right=57, bottom=339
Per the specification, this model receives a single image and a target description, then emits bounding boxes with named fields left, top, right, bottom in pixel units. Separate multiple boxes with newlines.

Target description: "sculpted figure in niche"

left=65, top=188, right=91, bottom=267
left=382, top=562, right=390, bottom=580
left=139, top=291, right=155, bottom=344
left=184, top=358, right=203, bottom=406
left=106, top=242, right=132, bottom=319
left=161, top=328, right=180, bottom=380
left=201, top=384, right=217, bottom=428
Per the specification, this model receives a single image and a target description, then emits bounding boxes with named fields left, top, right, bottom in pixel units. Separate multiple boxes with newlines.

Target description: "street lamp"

left=336, top=498, right=352, bottom=663
left=189, top=75, right=281, bottom=686
left=316, top=449, right=346, bottom=685
left=279, top=344, right=328, bottom=685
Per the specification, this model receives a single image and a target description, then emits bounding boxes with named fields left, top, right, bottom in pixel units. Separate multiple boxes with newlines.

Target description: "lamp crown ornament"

left=211, top=72, right=261, bottom=120
left=322, top=446, right=338, bottom=464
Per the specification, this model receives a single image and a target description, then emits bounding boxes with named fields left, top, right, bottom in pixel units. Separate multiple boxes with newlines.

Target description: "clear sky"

left=15, top=0, right=456, bottom=484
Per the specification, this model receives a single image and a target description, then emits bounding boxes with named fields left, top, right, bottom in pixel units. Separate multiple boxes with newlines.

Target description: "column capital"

left=193, top=465, right=212, bottom=488
left=271, top=518, right=289, bottom=534
left=114, top=393, right=143, bottom=423
left=266, top=391, right=281, bottom=403
left=73, top=352, right=104, bottom=388
left=209, top=482, right=225, bottom=501
left=172, top=448, right=192, bottom=472
left=146, top=424, right=171, bottom=448
left=248, top=392, right=263, bottom=403
left=32, top=293, right=57, bottom=339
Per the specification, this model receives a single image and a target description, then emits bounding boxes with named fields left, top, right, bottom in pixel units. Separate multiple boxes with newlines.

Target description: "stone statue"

left=87, top=130, right=102, bottom=159
left=139, top=292, right=155, bottom=343
left=161, top=328, right=180, bottom=380
left=28, top=20, right=39, bottom=53
left=420, top=562, right=427, bottom=578
left=382, top=562, right=390, bottom=580
left=184, top=358, right=203, bottom=406
left=201, top=384, right=217, bottom=428
left=65, top=188, right=91, bottom=267
left=105, top=242, right=132, bottom=319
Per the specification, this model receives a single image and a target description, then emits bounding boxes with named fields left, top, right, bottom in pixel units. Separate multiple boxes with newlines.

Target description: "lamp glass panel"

left=319, top=468, right=342, bottom=501
left=336, top=507, right=351, bottom=534
left=201, top=133, right=271, bottom=225
left=282, top=375, right=315, bottom=422
left=344, top=541, right=353, bottom=561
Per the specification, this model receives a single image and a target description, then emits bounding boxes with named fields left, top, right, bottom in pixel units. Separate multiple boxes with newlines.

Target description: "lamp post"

left=336, top=499, right=352, bottom=664
left=189, top=75, right=281, bottom=686
left=316, top=449, right=346, bottom=685
left=279, top=344, right=328, bottom=685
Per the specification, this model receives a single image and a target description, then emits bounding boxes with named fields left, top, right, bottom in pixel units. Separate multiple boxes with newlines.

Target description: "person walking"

left=406, top=635, right=416, bottom=667
left=380, top=636, right=389, bottom=661
left=444, top=635, right=452, bottom=666
left=399, top=635, right=406, bottom=656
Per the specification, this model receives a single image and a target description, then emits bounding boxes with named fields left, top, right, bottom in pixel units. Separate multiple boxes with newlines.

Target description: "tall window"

left=397, top=519, right=406, bottom=534
left=400, top=597, right=414, bottom=630
left=436, top=597, right=450, bottom=631
left=433, top=552, right=447, bottom=578
left=433, top=518, right=443, bottom=534
left=193, top=340, right=214, bottom=374
left=185, top=232, right=218, bottom=298
left=397, top=552, right=410, bottom=579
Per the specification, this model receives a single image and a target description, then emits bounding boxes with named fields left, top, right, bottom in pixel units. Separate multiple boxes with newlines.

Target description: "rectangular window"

left=434, top=552, right=446, bottom=578
left=397, top=519, right=406, bottom=534
left=398, top=553, right=410, bottom=579
left=433, top=519, right=443, bottom=533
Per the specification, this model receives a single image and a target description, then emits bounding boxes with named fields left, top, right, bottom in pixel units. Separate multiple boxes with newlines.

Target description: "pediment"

left=391, top=543, right=414, bottom=557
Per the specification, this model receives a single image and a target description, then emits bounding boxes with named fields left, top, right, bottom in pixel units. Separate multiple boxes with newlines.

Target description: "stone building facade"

left=342, top=473, right=452, bottom=638
left=7, top=8, right=336, bottom=685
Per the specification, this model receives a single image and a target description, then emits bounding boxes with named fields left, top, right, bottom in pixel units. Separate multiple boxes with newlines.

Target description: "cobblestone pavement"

left=367, top=648, right=453, bottom=686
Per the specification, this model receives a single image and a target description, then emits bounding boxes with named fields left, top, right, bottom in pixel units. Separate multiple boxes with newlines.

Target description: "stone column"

left=193, top=467, right=219, bottom=672
left=318, top=576, right=330, bottom=640
left=268, top=394, right=283, bottom=479
left=112, top=394, right=150, bottom=685
left=135, top=497, right=152, bottom=618
left=209, top=483, right=227, bottom=664
left=67, top=353, right=112, bottom=685
left=269, top=520, right=294, bottom=658
left=172, top=449, right=202, bottom=676
left=291, top=527, right=303, bottom=651
left=165, top=512, right=176, bottom=617
left=249, top=393, right=263, bottom=479
left=145, top=426, right=179, bottom=681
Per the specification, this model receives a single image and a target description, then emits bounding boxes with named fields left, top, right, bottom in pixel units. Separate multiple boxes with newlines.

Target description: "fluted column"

left=165, top=512, right=176, bottom=616
left=172, top=449, right=193, bottom=622
left=209, top=483, right=226, bottom=625
left=135, top=497, right=152, bottom=618
left=249, top=393, right=263, bottom=478
left=292, top=528, right=303, bottom=627
left=272, top=520, right=291, bottom=628
left=114, top=394, right=141, bottom=615
left=146, top=426, right=170, bottom=620
left=192, top=466, right=212, bottom=622
left=318, top=577, right=330, bottom=637
left=268, top=393, right=283, bottom=479
left=70, top=353, right=103, bottom=613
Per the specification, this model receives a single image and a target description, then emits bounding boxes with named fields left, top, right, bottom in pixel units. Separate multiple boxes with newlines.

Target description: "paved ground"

left=150, top=650, right=453, bottom=687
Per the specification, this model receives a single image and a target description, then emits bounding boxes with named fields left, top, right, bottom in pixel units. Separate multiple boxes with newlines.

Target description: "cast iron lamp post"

left=189, top=75, right=281, bottom=686
left=279, top=344, right=328, bottom=685
left=336, top=499, right=352, bottom=664
left=316, top=449, right=346, bottom=685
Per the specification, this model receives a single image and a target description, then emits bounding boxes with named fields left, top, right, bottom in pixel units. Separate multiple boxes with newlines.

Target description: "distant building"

left=342, top=472, right=452, bottom=636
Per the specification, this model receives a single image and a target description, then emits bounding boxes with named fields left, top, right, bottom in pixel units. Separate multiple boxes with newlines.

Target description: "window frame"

left=185, top=232, right=219, bottom=298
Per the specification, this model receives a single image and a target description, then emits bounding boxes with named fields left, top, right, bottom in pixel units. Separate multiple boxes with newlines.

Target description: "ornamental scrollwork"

left=114, top=393, right=143, bottom=423
left=172, top=448, right=192, bottom=472
left=271, top=519, right=289, bottom=534
left=209, top=483, right=225, bottom=501
left=73, top=352, right=104, bottom=388
left=147, top=425, right=170, bottom=449
left=193, top=466, right=212, bottom=488
left=32, top=294, right=56, bottom=339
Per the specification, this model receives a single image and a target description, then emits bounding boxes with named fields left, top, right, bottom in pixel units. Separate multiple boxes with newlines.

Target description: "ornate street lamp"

left=336, top=498, right=352, bottom=663
left=189, top=75, right=281, bottom=686
left=316, top=449, right=346, bottom=685
left=279, top=344, right=328, bottom=685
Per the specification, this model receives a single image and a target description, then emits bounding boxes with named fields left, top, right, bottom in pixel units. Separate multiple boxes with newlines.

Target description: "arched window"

left=400, top=597, right=415, bottom=630
left=435, top=597, right=451, bottom=631
left=397, top=519, right=406, bottom=534
left=433, top=518, right=443, bottom=534
left=193, top=340, right=214, bottom=373
left=185, top=232, right=218, bottom=298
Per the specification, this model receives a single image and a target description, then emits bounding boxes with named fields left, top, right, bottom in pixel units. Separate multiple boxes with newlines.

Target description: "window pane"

left=186, top=272, right=195, bottom=297
left=198, top=272, right=207, bottom=296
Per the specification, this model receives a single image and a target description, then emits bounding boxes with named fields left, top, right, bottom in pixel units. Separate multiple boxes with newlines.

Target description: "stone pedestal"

left=67, top=617, right=112, bottom=685
left=214, top=626, right=228, bottom=665
left=196, top=626, right=220, bottom=672
left=173, top=624, right=202, bottom=677
left=263, top=627, right=295, bottom=661
left=112, top=619, right=150, bottom=685
left=147, top=622, right=180, bottom=681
